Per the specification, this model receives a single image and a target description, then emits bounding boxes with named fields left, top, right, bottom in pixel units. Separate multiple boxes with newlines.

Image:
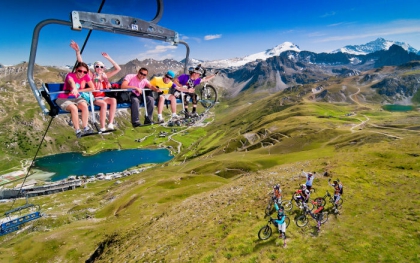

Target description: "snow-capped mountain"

left=331, top=38, right=418, bottom=55
left=201, top=42, right=301, bottom=69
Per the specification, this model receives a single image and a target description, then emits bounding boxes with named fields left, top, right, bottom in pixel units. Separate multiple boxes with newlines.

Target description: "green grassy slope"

left=0, top=83, right=420, bottom=262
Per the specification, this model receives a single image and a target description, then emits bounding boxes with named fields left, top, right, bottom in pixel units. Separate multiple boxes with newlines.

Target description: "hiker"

left=70, top=40, right=120, bottom=131
left=121, top=67, right=161, bottom=127
left=328, top=178, right=343, bottom=213
left=301, top=170, right=315, bottom=190
left=55, top=62, right=95, bottom=138
left=173, top=64, right=216, bottom=118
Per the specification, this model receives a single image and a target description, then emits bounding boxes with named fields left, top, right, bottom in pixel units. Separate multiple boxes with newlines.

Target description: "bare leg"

left=78, top=102, right=89, bottom=128
left=94, top=100, right=107, bottom=129
left=105, top=97, right=116, bottom=125
left=66, top=104, right=80, bottom=130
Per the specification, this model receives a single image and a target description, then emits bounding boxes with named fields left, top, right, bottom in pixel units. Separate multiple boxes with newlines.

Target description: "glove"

left=328, top=178, right=331, bottom=182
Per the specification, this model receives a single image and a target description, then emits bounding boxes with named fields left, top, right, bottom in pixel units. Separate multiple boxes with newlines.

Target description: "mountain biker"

left=295, top=184, right=310, bottom=207
left=172, top=64, right=216, bottom=118
left=328, top=178, right=343, bottom=213
left=272, top=184, right=282, bottom=203
left=311, top=198, right=324, bottom=231
left=273, top=203, right=287, bottom=247
left=301, top=170, right=315, bottom=190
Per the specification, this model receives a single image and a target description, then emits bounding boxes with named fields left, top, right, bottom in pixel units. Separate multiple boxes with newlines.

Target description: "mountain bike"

left=313, top=190, right=343, bottom=209
left=295, top=203, right=328, bottom=229
left=199, top=82, right=218, bottom=109
left=281, top=191, right=314, bottom=212
left=258, top=215, right=290, bottom=240
left=264, top=195, right=282, bottom=216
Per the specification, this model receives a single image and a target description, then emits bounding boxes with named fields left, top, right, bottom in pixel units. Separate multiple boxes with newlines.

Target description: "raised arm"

left=70, top=40, right=83, bottom=62
left=102, top=52, right=121, bottom=79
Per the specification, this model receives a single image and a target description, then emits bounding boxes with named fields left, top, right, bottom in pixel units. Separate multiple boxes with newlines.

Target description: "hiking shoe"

left=144, top=116, right=154, bottom=125
left=184, top=112, right=190, bottom=119
left=158, top=118, right=164, bottom=124
left=133, top=122, right=142, bottom=128
left=107, top=123, right=114, bottom=130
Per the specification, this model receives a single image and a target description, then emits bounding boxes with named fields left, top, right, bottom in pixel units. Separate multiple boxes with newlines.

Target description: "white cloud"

left=204, top=34, right=222, bottom=40
left=320, top=11, right=336, bottom=18
left=135, top=44, right=178, bottom=60
left=312, top=20, right=420, bottom=43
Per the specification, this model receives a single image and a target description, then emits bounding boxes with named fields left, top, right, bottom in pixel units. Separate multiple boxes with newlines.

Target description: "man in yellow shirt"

left=150, top=70, right=189, bottom=123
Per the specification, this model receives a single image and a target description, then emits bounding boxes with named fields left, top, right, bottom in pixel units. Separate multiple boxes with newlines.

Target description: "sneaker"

left=184, top=111, right=190, bottom=119
left=107, top=123, right=114, bottom=130
left=191, top=112, right=198, bottom=117
left=76, top=130, right=82, bottom=139
left=83, top=127, right=93, bottom=135
left=144, top=116, right=154, bottom=125
left=158, top=118, right=164, bottom=124
left=100, top=128, right=106, bottom=132
left=170, top=114, right=179, bottom=120
left=132, top=122, right=142, bottom=128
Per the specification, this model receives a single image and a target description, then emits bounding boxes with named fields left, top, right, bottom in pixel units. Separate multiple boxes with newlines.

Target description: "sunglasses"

left=165, top=75, right=173, bottom=80
left=95, top=65, right=104, bottom=68
left=139, top=72, right=147, bottom=76
left=77, top=69, right=88, bottom=74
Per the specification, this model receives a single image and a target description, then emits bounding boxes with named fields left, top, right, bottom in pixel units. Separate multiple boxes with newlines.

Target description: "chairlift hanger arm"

left=71, top=11, right=179, bottom=44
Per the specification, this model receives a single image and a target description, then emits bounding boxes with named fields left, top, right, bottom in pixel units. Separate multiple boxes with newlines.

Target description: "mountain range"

left=195, top=37, right=420, bottom=69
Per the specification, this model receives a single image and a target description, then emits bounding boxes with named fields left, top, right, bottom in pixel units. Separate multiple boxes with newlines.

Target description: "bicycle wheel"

left=321, top=212, right=329, bottom=224
left=258, top=225, right=272, bottom=240
left=296, top=215, right=308, bottom=227
left=330, top=198, right=343, bottom=209
left=200, top=84, right=218, bottom=109
left=281, top=200, right=293, bottom=211
left=285, top=217, right=290, bottom=228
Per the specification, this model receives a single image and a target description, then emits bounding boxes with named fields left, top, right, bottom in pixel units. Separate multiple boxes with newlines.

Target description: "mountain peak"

left=202, top=42, right=300, bottom=69
left=332, top=37, right=418, bottom=55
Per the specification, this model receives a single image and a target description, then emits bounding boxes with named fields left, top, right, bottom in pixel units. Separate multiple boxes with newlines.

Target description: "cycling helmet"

left=301, top=184, right=307, bottom=190
left=273, top=184, right=280, bottom=190
left=188, top=64, right=204, bottom=75
left=166, top=70, right=176, bottom=79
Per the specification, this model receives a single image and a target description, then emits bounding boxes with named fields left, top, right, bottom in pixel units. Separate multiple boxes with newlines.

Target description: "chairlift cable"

left=7, top=116, right=55, bottom=211
left=72, top=0, right=106, bottom=72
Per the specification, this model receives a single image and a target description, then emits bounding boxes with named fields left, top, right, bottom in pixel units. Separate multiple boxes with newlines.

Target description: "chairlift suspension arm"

left=71, top=11, right=179, bottom=44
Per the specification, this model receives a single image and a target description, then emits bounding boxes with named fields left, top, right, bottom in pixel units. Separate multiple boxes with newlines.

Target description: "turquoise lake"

left=382, top=105, right=417, bottom=112
left=33, top=149, right=172, bottom=181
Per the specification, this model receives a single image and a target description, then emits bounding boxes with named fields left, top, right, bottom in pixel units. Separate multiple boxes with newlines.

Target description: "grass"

left=1, top=77, right=420, bottom=262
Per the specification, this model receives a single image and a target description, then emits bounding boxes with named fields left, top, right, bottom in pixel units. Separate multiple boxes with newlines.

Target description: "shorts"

left=56, top=97, right=87, bottom=111
left=160, top=94, right=172, bottom=100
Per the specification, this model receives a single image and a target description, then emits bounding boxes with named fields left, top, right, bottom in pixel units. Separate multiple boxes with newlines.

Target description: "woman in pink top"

left=70, top=40, right=120, bottom=131
left=56, top=62, right=95, bottom=138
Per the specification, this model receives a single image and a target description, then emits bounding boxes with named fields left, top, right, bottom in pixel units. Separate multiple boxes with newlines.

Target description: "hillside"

left=0, top=74, right=419, bottom=262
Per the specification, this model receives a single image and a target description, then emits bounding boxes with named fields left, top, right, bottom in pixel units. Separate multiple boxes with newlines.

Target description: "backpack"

left=339, top=184, right=343, bottom=195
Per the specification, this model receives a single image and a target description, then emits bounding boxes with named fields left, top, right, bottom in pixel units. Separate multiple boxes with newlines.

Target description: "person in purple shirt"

left=173, top=64, right=216, bottom=118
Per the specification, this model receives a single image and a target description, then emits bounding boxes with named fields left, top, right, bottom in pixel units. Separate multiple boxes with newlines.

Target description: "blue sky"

left=1, top=0, right=420, bottom=67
